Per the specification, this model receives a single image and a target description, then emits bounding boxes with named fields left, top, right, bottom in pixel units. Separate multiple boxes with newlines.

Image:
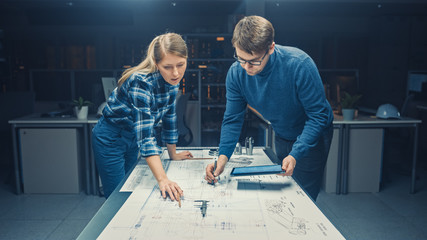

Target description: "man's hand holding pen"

left=205, top=155, right=227, bottom=184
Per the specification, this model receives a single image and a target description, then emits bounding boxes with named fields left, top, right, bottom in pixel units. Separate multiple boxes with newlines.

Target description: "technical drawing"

left=98, top=149, right=346, bottom=240
left=264, top=199, right=309, bottom=235
left=228, top=156, right=253, bottom=166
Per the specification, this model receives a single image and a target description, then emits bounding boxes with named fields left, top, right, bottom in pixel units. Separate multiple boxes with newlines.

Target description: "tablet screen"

left=230, top=165, right=284, bottom=176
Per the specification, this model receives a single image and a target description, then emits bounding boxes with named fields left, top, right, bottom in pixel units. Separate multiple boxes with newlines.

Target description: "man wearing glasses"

left=205, top=15, right=333, bottom=201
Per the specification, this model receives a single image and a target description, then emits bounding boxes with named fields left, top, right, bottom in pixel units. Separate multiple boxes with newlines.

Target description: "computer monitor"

left=101, top=77, right=118, bottom=101
left=407, top=71, right=427, bottom=93
left=407, top=71, right=427, bottom=102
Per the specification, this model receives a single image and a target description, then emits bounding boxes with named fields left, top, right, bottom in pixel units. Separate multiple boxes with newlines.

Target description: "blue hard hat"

left=376, top=104, right=401, bottom=119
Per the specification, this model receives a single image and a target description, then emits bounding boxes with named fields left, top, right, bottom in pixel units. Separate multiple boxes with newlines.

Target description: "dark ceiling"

left=1, top=0, right=426, bottom=27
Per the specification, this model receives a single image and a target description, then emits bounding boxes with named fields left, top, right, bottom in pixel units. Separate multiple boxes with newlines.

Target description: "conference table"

left=77, top=147, right=346, bottom=240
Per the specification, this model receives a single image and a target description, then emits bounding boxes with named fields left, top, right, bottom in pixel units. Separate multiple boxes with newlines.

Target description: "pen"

left=177, top=194, right=181, bottom=208
left=211, top=160, right=217, bottom=185
left=188, top=158, right=214, bottom=160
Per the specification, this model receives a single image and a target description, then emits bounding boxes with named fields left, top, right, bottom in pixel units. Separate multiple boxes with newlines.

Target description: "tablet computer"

left=230, top=165, right=284, bottom=176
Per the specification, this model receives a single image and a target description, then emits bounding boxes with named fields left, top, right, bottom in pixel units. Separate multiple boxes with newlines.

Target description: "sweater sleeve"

left=218, top=67, right=247, bottom=160
left=289, top=57, right=333, bottom=161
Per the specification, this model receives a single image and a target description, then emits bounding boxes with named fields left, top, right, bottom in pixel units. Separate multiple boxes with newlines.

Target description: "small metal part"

left=208, top=148, right=218, bottom=156
left=245, top=137, right=254, bottom=155
left=234, top=142, right=242, bottom=155
left=194, top=200, right=209, bottom=218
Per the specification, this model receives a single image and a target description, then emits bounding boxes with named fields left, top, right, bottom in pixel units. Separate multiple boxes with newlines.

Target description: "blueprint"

left=120, top=148, right=268, bottom=192
left=119, top=151, right=168, bottom=192
left=99, top=148, right=345, bottom=240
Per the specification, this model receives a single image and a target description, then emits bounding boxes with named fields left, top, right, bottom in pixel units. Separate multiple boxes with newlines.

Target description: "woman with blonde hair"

left=92, top=33, right=193, bottom=199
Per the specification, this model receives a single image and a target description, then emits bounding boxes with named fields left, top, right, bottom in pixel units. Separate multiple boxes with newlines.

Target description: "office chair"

left=175, top=93, right=193, bottom=146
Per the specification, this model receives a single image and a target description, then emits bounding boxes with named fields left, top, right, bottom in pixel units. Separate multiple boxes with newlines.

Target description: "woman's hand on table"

left=170, top=151, right=193, bottom=160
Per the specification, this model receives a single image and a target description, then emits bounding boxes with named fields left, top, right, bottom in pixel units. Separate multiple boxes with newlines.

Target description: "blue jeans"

left=274, top=125, right=333, bottom=201
left=92, top=117, right=138, bottom=198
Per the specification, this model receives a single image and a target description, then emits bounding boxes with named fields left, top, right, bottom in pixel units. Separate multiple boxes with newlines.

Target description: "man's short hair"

left=232, top=15, right=275, bottom=55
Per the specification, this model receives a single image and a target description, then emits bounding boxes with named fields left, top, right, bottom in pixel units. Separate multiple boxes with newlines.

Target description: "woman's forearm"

left=145, top=155, right=168, bottom=182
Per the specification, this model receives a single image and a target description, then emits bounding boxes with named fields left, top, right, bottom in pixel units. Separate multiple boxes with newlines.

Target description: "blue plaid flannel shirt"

left=102, top=71, right=179, bottom=157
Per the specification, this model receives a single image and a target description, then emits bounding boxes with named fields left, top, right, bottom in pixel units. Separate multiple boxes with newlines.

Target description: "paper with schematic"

left=98, top=148, right=345, bottom=240
left=120, top=148, right=209, bottom=192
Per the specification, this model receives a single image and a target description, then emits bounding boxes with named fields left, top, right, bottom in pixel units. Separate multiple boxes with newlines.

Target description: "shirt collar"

left=258, top=47, right=276, bottom=77
left=152, top=71, right=169, bottom=90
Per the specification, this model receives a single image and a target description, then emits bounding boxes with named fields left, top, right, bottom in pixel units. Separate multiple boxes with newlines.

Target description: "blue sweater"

left=219, top=45, right=333, bottom=161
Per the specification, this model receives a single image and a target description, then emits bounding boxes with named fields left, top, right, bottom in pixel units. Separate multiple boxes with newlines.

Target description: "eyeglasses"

left=233, top=49, right=269, bottom=66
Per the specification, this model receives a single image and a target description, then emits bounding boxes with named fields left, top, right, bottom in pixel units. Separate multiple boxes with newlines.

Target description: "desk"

left=250, top=110, right=422, bottom=194
left=11, top=113, right=421, bottom=196
left=78, top=147, right=345, bottom=240
left=9, top=115, right=97, bottom=194
left=333, top=115, right=421, bottom=194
